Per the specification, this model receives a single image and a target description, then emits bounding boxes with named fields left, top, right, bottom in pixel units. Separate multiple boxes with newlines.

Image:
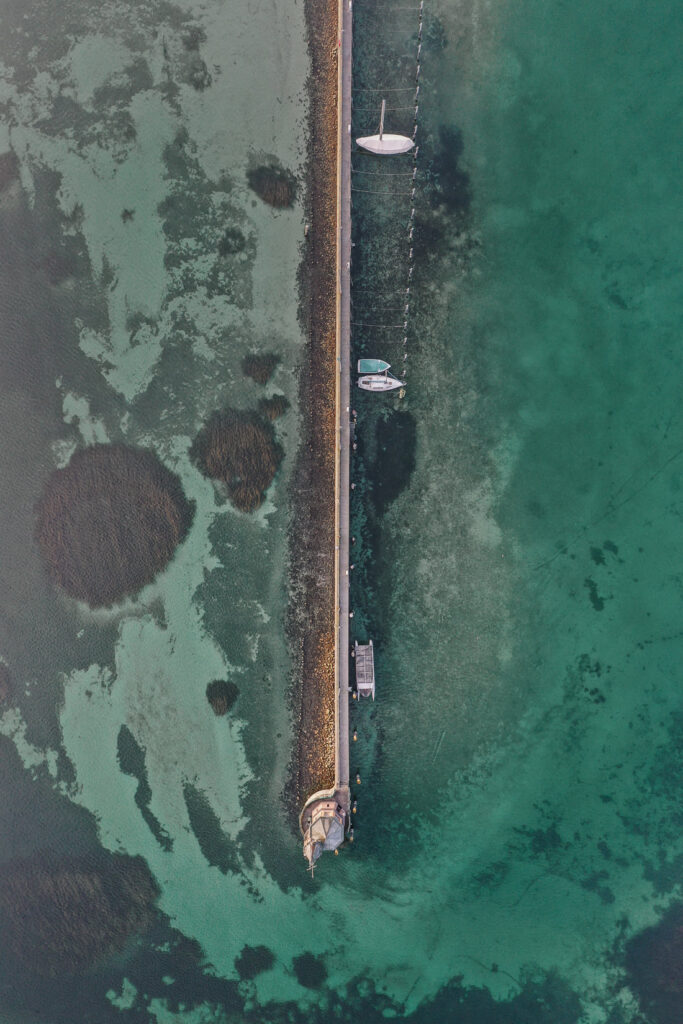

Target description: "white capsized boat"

left=356, top=100, right=414, bottom=156
left=357, top=371, right=405, bottom=392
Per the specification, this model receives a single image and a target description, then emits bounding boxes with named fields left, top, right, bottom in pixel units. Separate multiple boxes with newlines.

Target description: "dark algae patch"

left=190, top=407, right=283, bottom=512
left=624, top=903, right=683, bottom=1024
left=0, top=851, right=158, bottom=976
left=206, top=678, right=239, bottom=715
left=35, top=444, right=194, bottom=607
left=259, top=393, right=290, bottom=421
left=371, top=410, right=417, bottom=516
left=427, top=126, right=472, bottom=214
left=235, top=944, right=275, bottom=981
left=0, top=150, right=19, bottom=190
left=242, top=351, right=280, bottom=385
left=218, top=226, right=248, bottom=256
left=584, top=576, right=606, bottom=611
left=0, top=661, right=11, bottom=703
left=116, top=725, right=173, bottom=851
left=182, top=782, right=240, bottom=875
left=247, top=163, right=297, bottom=208
left=292, top=952, right=327, bottom=989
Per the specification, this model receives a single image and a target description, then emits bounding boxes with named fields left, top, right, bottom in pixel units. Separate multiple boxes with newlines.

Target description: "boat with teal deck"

left=357, top=358, right=391, bottom=374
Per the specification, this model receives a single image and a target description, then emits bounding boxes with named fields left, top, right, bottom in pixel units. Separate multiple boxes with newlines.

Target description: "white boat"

left=357, top=371, right=405, bottom=392
left=356, top=100, right=414, bottom=156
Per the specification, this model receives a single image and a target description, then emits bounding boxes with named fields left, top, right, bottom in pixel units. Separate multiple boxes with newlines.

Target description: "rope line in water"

left=351, top=187, right=412, bottom=195
left=351, top=168, right=414, bottom=176
left=351, top=322, right=405, bottom=329
left=350, top=2, right=425, bottom=384
left=353, top=126, right=415, bottom=134
left=353, top=105, right=415, bottom=112
left=352, top=85, right=416, bottom=93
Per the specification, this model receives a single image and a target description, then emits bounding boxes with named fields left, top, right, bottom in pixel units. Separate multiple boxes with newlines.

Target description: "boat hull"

left=355, top=133, right=414, bottom=155
left=357, top=374, right=405, bottom=392
left=357, top=358, right=391, bottom=374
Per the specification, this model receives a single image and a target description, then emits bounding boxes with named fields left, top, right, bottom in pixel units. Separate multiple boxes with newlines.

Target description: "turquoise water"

left=0, top=0, right=681, bottom=1020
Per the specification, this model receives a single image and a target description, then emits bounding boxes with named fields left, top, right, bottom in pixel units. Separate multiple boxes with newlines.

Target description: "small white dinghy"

left=356, top=100, right=414, bottom=156
left=357, top=371, right=405, bottom=392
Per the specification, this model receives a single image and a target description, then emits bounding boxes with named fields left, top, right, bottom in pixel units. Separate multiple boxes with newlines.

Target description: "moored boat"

left=357, top=371, right=405, bottom=392
left=356, top=100, right=414, bottom=156
left=357, top=358, right=391, bottom=374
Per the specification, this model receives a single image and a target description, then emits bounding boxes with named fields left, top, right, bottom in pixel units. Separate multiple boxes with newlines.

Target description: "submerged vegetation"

left=234, top=944, right=275, bottom=981
left=242, top=351, right=279, bottom=385
left=0, top=150, right=19, bottom=191
left=35, top=444, right=194, bottom=607
left=218, top=227, right=248, bottom=256
left=259, top=393, right=290, bottom=421
left=0, top=661, right=10, bottom=703
left=0, top=852, right=158, bottom=976
left=247, top=163, right=297, bottom=208
left=292, top=952, right=328, bottom=989
left=624, top=903, right=683, bottom=1024
left=206, top=679, right=239, bottom=715
left=190, top=408, right=283, bottom=512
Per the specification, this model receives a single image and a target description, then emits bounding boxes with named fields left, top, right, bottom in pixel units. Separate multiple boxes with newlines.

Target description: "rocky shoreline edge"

left=285, top=0, right=339, bottom=822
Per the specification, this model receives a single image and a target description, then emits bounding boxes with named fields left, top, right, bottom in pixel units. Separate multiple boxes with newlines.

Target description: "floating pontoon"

left=354, top=640, right=376, bottom=699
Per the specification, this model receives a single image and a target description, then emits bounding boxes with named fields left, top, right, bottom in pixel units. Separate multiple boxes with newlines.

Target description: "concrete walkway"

left=334, top=0, right=352, bottom=810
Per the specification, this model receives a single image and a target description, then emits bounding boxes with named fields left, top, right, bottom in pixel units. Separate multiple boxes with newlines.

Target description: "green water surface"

left=0, top=0, right=680, bottom=1020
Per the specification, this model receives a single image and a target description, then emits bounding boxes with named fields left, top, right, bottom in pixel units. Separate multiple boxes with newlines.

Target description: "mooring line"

left=351, top=187, right=413, bottom=195
left=349, top=0, right=426, bottom=381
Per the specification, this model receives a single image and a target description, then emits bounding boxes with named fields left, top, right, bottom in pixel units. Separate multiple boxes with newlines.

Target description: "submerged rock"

left=35, top=444, right=194, bottom=607
left=190, top=408, right=283, bottom=513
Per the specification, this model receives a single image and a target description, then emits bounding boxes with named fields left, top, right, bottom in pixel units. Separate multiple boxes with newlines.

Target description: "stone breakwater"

left=286, top=0, right=339, bottom=815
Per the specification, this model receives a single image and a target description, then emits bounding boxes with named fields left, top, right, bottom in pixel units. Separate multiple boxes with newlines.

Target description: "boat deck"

left=354, top=641, right=375, bottom=698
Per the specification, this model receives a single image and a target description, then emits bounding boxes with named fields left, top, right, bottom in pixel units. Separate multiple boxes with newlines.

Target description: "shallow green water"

left=0, top=0, right=681, bottom=1020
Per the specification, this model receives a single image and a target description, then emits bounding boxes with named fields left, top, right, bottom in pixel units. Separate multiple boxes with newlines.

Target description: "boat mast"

left=379, top=99, right=386, bottom=141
